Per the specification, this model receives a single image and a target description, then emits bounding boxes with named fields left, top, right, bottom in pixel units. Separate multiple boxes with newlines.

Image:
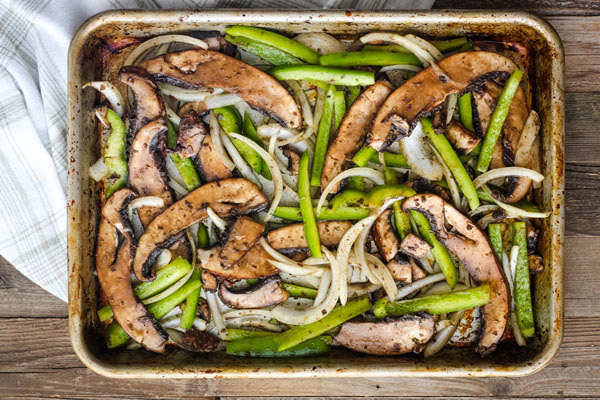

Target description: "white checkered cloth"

left=0, top=0, right=434, bottom=302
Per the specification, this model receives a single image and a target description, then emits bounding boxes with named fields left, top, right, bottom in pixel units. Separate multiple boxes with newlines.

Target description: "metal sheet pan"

left=67, top=9, right=564, bottom=378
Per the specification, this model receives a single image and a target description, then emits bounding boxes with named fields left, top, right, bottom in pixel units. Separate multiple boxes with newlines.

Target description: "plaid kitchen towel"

left=0, top=0, right=434, bottom=302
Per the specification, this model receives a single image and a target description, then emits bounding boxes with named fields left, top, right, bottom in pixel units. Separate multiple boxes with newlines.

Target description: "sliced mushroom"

left=118, top=66, right=165, bottom=134
left=165, top=328, right=222, bottom=352
left=282, top=147, right=300, bottom=176
left=445, top=121, right=481, bottom=155
left=218, top=276, right=289, bottom=309
left=197, top=133, right=234, bottom=182
left=129, top=118, right=173, bottom=225
left=266, top=221, right=352, bottom=257
left=400, top=233, right=432, bottom=259
left=96, top=190, right=167, bottom=353
left=198, top=242, right=277, bottom=280
left=139, top=49, right=302, bottom=129
left=333, top=314, right=435, bottom=355
left=190, top=30, right=236, bottom=56
left=472, top=81, right=531, bottom=203
left=371, top=209, right=399, bottom=262
left=178, top=101, right=210, bottom=118
left=386, top=257, right=412, bottom=284
left=402, top=194, right=510, bottom=355
left=321, top=81, right=393, bottom=192
left=201, top=269, right=218, bottom=292
left=220, top=216, right=265, bottom=269
left=410, top=258, right=427, bottom=281
left=101, top=188, right=136, bottom=243
left=528, top=254, right=545, bottom=274
left=133, top=178, right=268, bottom=281
left=370, top=51, right=523, bottom=151
left=176, top=110, right=206, bottom=158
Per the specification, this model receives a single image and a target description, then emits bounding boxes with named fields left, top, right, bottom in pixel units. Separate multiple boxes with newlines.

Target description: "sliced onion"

left=142, top=267, right=194, bottom=305
left=445, top=94, right=458, bottom=125
left=421, top=282, right=469, bottom=296
left=271, top=246, right=341, bottom=325
left=166, top=104, right=181, bottom=127
left=206, top=206, right=227, bottom=231
left=227, top=318, right=284, bottom=332
left=395, top=272, right=446, bottom=301
left=165, top=155, right=187, bottom=188
left=294, top=32, right=345, bottom=55
left=473, top=167, right=544, bottom=189
left=287, top=80, right=314, bottom=128
left=399, top=121, right=443, bottom=180
left=510, top=245, right=520, bottom=280
left=230, top=133, right=283, bottom=221
left=514, top=110, right=541, bottom=169
left=168, top=179, right=189, bottom=199
left=365, top=253, right=398, bottom=301
left=158, top=83, right=223, bottom=102
left=360, top=32, right=435, bottom=67
left=220, top=129, right=261, bottom=187
left=88, top=157, right=110, bottom=182
left=209, top=111, right=236, bottom=170
left=313, top=270, right=332, bottom=306
left=468, top=204, right=499, bottom=217
left=476, top=213, right=498, bottom=230
left=128, top=196, right=165, bottom=223
left=481, top=185, right=550, bottom=218
left=205, top=292, right=229, bottom=340
left=204, top=93, right=243, bottom=109
left=124, top=34, right=208, bottom=66
left=260, top=238, right=323, bottom=276
left=379, top=64, right=422, bottom=73
left=347, top=283, right=382, bottom=297
left=505, top=249, right=527, bottom=346
left=223, top=309, right=272, bottom=320
left=284, top=297, right=316, bottom=310
left=352, top=228, right=381, bottom=285
left=312, top=87, right=326, bottom=128
left=424, top=309, right=465, bottom=358
left=405, top=34, right=443, bottom=61
left=278, top=272, right=320, bottom=289
left=83, top=81, right=126, bottom=116
left=316, top=168, right=385, bottom=216
left=155, top=249, right=172, bottom=269
left=427, top=140, right=461, bottom=209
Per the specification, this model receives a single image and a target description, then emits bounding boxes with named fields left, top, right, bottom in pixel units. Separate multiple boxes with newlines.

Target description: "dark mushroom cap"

left=371, top=209, right=399, bottom=262
left=118, top=65, right=165, bottom=135
left=218, top=276, right=289, bottom=309
left=266, top=220, right=352, bottom=258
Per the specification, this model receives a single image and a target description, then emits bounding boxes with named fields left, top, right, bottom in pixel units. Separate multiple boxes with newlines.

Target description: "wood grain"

left=434, top=0, right=600, bottom=16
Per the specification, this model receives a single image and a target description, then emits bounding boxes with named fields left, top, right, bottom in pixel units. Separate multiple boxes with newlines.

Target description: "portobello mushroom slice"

left=139, top=49, right=302, bottom=129
left=118, top=66, right=165, bottom=134
left=282, top=147, right=300, bottom=176
left=129, top=118, right=173, bottom=226
left=371, top=209, right=399, bottom=262
left=133, top=178, right=268, bottom=281
left=445, top=121, right=481, bottom=156
left=96, top=190, right=167, bottom=353
left=399, top=233, right=432, bottom=259
left=333, top=314, right=435, bottom=355
left=201, top=269, right=218, bottom=292
left=471, top=81, right=531, bottom=203
left=266, top=221, right=352, bottom=257
left=321, top=81, right=393, bottom=192
left=369, top=51, right=522, bottom=151
left=386, top=257, right=412, bottom=284
left=218, top=276, right=289, bottom=309
left=220, top=216, right=265, bottom=269
left=197, top=134, right=234, bottom=182
left=198, top=242, right=277, bottom=280
left=101, top=188, right=136, bottom=243
left=176, top=110, right=206, bottom=158
left=402, top=194, right=510, bottom=355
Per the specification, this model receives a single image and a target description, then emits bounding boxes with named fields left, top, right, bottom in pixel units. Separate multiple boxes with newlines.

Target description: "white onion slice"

left=209, top=111, right=236, bottom=170
left=379, top=64, right=422, bottom=73
left=230, top=133, right=283, bottom=221
left=206, top=207, right=227, bottom=231
left=480, top=185, right=550, bottom=218
left=223, top=309, right=272, bottom=320
left=278, top=272, right=320, bottom=289
left=312, top=87, right=326, bottom=129
left=166, top=104, right=181, bottom=127
left=88, top=157, right=110, bottom=182
left=404, top=34, right=443, bottom=61
left=399, top=121, right=443, bottom=180
left=287, top=80, right=314, bottom=128
left=127, top=196, right=165, bottom=223
left=352, top=228, right=381, bottom=286
left=424, top=309, right=465, bottom=358
left=204, top=93, right=244, bottom=109
left=514, top=110, right=541, bottom=169
left=468, top=204, right=499, bottom=217
left=427, top=140, right=461, bottom=209
left=473, top=167, right=544, bottom=189
left=124, top=34, right=208, bottom=66
left=365, top=253, right=398, bottom=301
left=83, top=81, right=126, bottom=116
left=220, top=129, right=261, bottom=187
left=165, top=155, right=187, bottom=188
left=476, top=213, right=498, bottom=230
left=445, top=94, right=458, bottom=125
left=421, top=282, right=469, bottom=296
left=168, top=179, right=189, bottom=199
left=313, top=270, right=332, bottom=305
left=316, top=168, right=385, bottom=216
left=155, top=249, right=172, bottom=269
left=360, top=32, right=435, bottom=67
left=268, top=260, right=324, bottom=277
left=395, top=272, right=446, bottom=301
left=294, top=32, right=345, bottom=55
left=158, top=83, right=223, bottom=102
left=142, top=267, right=194, bottom=305
left=206, top=291, right=229, bottom=340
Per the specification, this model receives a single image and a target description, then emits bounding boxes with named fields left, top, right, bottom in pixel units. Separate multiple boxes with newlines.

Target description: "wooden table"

left=1, top=1, right=599, bottom=398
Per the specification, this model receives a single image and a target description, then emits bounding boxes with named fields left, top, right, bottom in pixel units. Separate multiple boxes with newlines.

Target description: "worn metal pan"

left=67, top=9, right=564, bottom=379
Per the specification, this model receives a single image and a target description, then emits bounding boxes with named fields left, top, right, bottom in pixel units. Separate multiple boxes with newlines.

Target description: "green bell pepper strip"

left=225, top=34, right=303, bottom=65
left=134, top=257, right=193, bottom=300
left=384, top=168, right=411, bottom=239
left=166, top=121, right=202, bottom=191
left=274, top=205, right=369, bottom=221
left=373, top=284, right=490, bottom=318
left=97, top=305, right=113, bottom=322
left=409, top=210, right=457, bottom=289
left=214, top=106, right=263, bottom=174
left=346, top=86, right=361, bottom=108
left=362, top=37, right=468, bottom=54
left=333, top=89, right=346, bottom=130
left=330, top=189, right=368, bottom=211
left=352, top=146, right=409, bottom=169
left=488, top=223, right=503, bottom=261
left=269, top=65, right=375, bottom=87
left=476, top=69, right=524, bottom=173
left=310, top=86, right=335, bottom=186
left=283, top=283, right=318, bottom=299
left=458, top=92, right=474, bottom=131
left=103, top=109, right=128, bottom=199
left=197, top=223, right=210, bottom=249
left=421, top=117, right=480, bottom=211
left=512, top=222, right=535, bottom=338
left=446, top=42, right=473, bottom=55
left=227, top=336, right=331, bottom=358
left=275, top=295, right=371, bottom=352
left=105, top=277, right=202, bottom=348
left=319, top=51, right=421, bottom=67
left=180, top=269, right=202, bottom=329
left=299, top=151, right=322, bottom=258
left=225, top=26, right=319, bottom=64
left=226, top=329, right=275, bottom=341
left=242, top=112, right=271, bottom=180
left=346, top=176, right=365, bottom=191
left=365, top=184, right=416, bottom=208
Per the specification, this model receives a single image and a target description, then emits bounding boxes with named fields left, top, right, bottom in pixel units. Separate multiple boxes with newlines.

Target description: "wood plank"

left=565, top=164, right=600, bottom=237
left=0, top=316, right=598, bottom=398
left=564, top=92, right=600, bottom=163
left=433, top=0, right=600, bottom=16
